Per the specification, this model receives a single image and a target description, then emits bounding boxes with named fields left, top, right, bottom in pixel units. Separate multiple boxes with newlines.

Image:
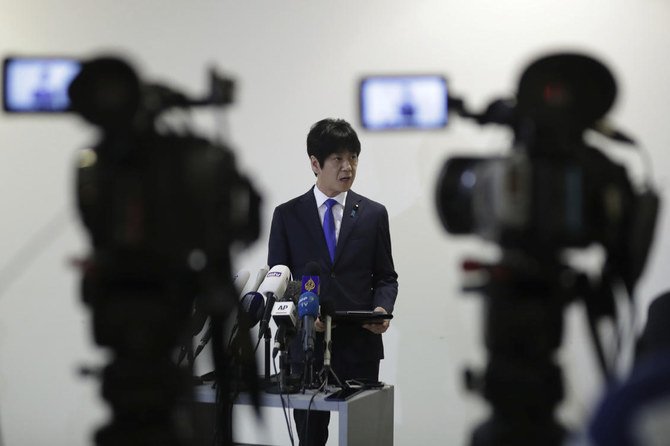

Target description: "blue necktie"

left=323, top=199, right=337, bottom=262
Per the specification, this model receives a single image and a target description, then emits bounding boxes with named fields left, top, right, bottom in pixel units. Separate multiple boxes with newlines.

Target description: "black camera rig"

left=70, top=56, right=261, bottom=446
left=434, top=53, right=660, bottom=446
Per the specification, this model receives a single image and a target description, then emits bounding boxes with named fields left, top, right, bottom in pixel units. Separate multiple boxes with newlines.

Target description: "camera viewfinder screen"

left=3, top=57, right=81, bottom=112
left=359, top=75, right=448, bottom=130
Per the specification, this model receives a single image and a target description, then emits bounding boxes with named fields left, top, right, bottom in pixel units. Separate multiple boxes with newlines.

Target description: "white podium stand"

left=193, top=384, right=394, bottom=446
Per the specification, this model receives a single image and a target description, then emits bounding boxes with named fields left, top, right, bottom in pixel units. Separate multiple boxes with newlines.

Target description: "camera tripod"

left=464, top=252, right=589, bottom=446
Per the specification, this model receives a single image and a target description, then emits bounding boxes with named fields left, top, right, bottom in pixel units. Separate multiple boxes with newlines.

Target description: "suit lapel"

left=335, top=191, right=362, bottom=263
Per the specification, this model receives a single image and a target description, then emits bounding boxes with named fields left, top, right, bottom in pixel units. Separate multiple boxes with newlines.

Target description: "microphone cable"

left=302, top=375, right=327, bottom=444
left=254, top=330, right=264, bottom=353
left=226, top=321, right=239, bottom=351
left=273, top=355, right=295, bottom=446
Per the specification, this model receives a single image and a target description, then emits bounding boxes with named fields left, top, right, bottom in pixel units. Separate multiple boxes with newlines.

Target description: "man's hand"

left=363, top=307, right=390, bottom=334
left=315, top=316, right=337, bottom=332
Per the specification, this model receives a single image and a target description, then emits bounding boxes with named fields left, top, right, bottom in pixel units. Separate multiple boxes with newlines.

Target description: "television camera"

left=432, top=53, right=660, bottom=445
left=8, top=55, right=263, bottom=446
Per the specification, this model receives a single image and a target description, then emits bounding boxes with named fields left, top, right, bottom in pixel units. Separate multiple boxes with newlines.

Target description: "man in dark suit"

left=586, top=291, right=670, bottom=446
left=267, top=118, right=398, bottom=445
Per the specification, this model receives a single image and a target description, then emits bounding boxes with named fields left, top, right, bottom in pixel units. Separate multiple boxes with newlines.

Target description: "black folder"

left=332, top=311, right=393, bottom=325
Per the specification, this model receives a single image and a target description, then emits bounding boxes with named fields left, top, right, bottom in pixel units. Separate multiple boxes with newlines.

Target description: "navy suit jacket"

left=267, top=187, right=398, bottom=363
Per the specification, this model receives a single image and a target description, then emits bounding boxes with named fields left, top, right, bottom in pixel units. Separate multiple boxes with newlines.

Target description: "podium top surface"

left=193, top=384, right=394, bottom=412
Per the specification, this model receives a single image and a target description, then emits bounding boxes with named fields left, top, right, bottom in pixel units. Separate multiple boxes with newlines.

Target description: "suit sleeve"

left=372, top=206, right=398, bottom=314
left=267, top=206, right=290, bottom=268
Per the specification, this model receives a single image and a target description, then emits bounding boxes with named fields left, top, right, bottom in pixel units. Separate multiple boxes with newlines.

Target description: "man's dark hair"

left=306, top=118, right=361, bottom=167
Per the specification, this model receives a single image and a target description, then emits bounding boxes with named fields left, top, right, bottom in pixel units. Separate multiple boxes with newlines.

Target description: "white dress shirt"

left=313, top=186, right=347, bottom=243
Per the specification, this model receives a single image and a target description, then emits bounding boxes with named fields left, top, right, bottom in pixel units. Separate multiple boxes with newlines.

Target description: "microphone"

left=232, top=270, right=251, bottom=296
left=240, top=266, right=269, bottom=297
left=271, top=281, right=301, bottom=358
left=271, top=282, right=300, bottom=329
left=320, top=298, right=336, bottom=370
left=284, top=280, right=302, bottom=304
left=191, top=269, right=254, bottom=360
left=301, top=261, right=320, bottom=295
left=298, top=291, right=319, bottom=354
left=191, top=267, right=249, bottom=337
left=239, top=291, right=265, bottom=328
left=257, top=265, right=291, bottom=340
left=299, top=262, right=321, bottom=355
left=258, top=265, right=291, bottom=300
left=188, top=269, right=249, bottom=350
left=317, top=297, right=344, bottom=389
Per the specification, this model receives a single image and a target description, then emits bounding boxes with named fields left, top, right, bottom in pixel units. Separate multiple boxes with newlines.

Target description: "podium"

left=192, top=384, right=394, bottom=446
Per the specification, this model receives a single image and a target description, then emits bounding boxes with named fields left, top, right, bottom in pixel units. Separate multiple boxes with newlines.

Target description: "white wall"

left=1, top=1, right=670, bottom=445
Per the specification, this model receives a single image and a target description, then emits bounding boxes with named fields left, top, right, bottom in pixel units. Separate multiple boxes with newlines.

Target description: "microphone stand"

left=263, top=324, right=271, bottom=386
left=319, top=315, right=344, bottom=390
left=256, top=291, right=276, bottom=388
left=302, top=350, right=316, bottom=391
left=266, top=327, right=300, bottom=394
left=194, top=319, right=213, bottom=360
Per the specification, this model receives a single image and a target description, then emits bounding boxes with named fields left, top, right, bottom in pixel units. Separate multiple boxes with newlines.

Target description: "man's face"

left=311, top=150, right=358, bottom=197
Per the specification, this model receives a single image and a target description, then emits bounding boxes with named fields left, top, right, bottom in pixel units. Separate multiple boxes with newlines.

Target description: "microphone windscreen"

left=301, top=261, right=321, bottom=295
left=257, top=264, right=291, bottom=300
left=298, top=291, right=320, bottom=318
left=285, top=280, right=302, bottom=304
left=305, top=261, right=320, bottom=276
left=240, top=266, right=269, bottom=297
left=240, top=291, right=265, bottom=327
left=232, top=270, right=251, bottom=296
